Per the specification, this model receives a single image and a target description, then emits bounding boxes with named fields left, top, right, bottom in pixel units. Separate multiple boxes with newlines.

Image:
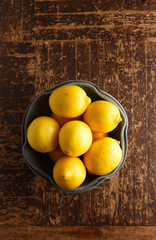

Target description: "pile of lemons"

left=27, top=85, right=122, bottom=189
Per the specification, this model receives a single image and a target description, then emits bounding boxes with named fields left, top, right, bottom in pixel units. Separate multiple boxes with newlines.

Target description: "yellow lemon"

left=49, top=85, right=91, bottom=118
left=48, top=146, right=65, bottom=163
left=53, top=156, right=86, bottom=189
left=83, top=100, right=121, bottom=133
left=51, top=112, right=83, bottom=127
left=59, top=120, right=92, bottom=157
left=27, top=116, right=60, bottom=153
left=83, top=137, right=122, bottom=175
left=92, top=131, right=108, bottom=142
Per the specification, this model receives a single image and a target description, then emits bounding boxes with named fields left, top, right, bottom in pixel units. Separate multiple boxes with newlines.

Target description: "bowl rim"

left=22, top=80, right=128, bottom=193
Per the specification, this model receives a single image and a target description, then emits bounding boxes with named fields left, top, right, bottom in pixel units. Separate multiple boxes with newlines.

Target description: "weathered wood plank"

left=0, top=97, right=32, bottom=113
left=31, top=178, right=63, bottom=226
left=117, top=39, right=134, bottom=225
left=35, top=41, right=50, bottom=92
left=100, top=0, right=156, bottom=11
left=0, top=58, right=35, bottom=84
left=35, top=12, right=156, bottom=28
left=146, top=39, right=156, bottom=226
left=90, top=186, right=105, bottom=225
left=131, top=40, right=149, bottom=225
left=23, top=0, right=35, bottom=40
left=36, top=0, right=156, bottom=14
left=0, top=182, right=39, bottom=197
left=62, top=193, right=81, bottom=226
left=0, top=126, right=27, bottom=169
left=0, top=50, right=35, bottom=85
left=62, top=41, right=76, bottom=81
left=0, top=0, right=35, bottom=41
left=0, top=111, right=24, bottom=125
left=36, top=1, right=58, bottom=14
left=0, top=189, right=41, bottom=225
left=0, top=226, right=156, bottom=240
left=35, top=14, right=99, bottom=27
left=36, top=25, right=156, bottom=41
left=0, top=211, right=36, bottom=226
left=0, top=0, right=22, bottom=41
left=0, top=169, right=35, bottom=182
left=103, top=40, right=119, bottom=99
left=0, top=83, right=35, bottom=98
left=0, top=196, right=39, bottom=212
left=0, top=42, right=35, bottom=56
left=0, top=154, right=26, bottom=169
left=78, top=191, right=92, bottom=226
left=76, top=41, right=91, bottom=81
left=49, top=42, right=63, bottom=84
left=90, top=40, right=103, bottom=86
left=0, top=126, right=21, bottom=139
left=36, top=0, right=100, bottom=14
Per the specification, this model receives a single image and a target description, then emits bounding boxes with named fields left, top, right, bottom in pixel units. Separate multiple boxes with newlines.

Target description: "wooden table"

left=0, top=0, right=156, bottom=239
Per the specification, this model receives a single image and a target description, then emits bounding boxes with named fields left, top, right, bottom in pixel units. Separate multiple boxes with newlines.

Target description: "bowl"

left=22, top=80, right=128, bottom=193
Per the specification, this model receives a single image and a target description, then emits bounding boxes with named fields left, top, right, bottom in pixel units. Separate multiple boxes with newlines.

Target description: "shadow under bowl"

left=22, top=80, right=128, bottom=193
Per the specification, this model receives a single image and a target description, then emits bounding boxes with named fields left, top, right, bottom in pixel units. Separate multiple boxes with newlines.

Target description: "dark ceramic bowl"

left=22, top=80, right=128, bottom=193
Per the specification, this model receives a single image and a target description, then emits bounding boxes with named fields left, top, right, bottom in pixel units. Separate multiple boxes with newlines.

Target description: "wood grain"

left=48, top=41, right=63, bottom=83
left=35, top=0, right=156, bottom=13
left=76, top=41, right=91, bottom=81
left=62, top=41, right=76, bottom=81
left=0, top=226, right=156, bottom=240
left=117, top=40, right=134, bottom=225
left=146, top=39, right=156, bottom=226
left=0, top=0, right=156, bottom=233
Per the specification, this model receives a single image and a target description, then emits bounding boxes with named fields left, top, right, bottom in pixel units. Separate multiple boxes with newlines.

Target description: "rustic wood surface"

left=1, top=226, right=156, bottom=240
left=0, top=0, right=156, bottom=239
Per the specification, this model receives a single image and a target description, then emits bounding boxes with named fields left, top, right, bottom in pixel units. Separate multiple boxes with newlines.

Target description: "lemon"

left=92, top=131, right=108, bottom=142
left=48, top=146, right=65, bottom=163
left=49, top=85, right=91, bottom=118
left=59, top=120, right=92, bottom=157
left=27, top=116, right=60, bottom=153
left=83, top=137, right=122, bottom=175
left=51, top=112, right=83, bottom=127
left=83, top=100, right=121, bottom=133
left=53, top=156, right=86, bottom=189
